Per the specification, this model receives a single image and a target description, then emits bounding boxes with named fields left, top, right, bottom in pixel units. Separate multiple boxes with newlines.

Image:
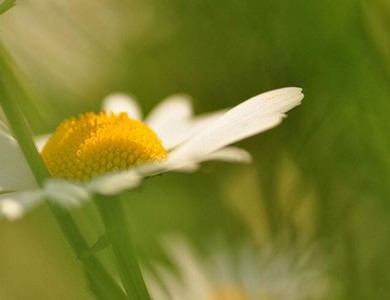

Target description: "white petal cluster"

left=0, top=87, right=303, bottom=220
left=146, top=237, right=331, bottom=300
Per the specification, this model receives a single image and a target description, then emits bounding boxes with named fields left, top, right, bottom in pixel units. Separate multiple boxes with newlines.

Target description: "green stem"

left=49, top=202, right=127, bottom=300
left=0, top=43, right=47, bottom=132
left=86, top=271, right=111, bottom=300
left=0, top=81, right=49, bottom=180
left=96, top=194, right=151, bottom=300
left=0, top=82, right=127, bottom=300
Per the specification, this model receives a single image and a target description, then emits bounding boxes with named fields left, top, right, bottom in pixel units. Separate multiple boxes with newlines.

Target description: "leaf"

left=78, top=231, right=113, bottom=260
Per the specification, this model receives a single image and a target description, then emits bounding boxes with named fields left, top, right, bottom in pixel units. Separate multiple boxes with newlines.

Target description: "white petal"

left=0, top=132, right=38, bottom=191
left=0, top=190, right=45, bottom=220
left=184, top=109, right=228, bottom=135
left=204, top=146, right=252, bottom=163
left=145, top=94, right=194, bottom=149
left=173, top=163, right=200, bottom=173
left=163, top=237, right=212, bottom=299
left=0, top=120, right=10, bottom=135
left=44, top=179, right=90, bottom=208
left=166, top=147, right=251, bottom=173
left=161, top=109, right=229, bottom=150
left=166, top=87, right=303, bottom=168
left=86, top=170, right=142, bottom=195
left=146, top=94, right=193, bottom=127
left=143, top=269, right=171, bottom=300
left=102, top=93, right=143, bottom=120
left=34, top=134, right=51, bottom=152
left=153, top=264, right=189, bottom=300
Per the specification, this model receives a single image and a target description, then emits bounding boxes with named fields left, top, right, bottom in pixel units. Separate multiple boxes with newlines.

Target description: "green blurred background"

left=0, top=0, right=389, bottom=299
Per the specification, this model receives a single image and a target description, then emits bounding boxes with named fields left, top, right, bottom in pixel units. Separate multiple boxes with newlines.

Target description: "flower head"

left=146, top=237, right=331, bottom=300
left=41, top=112, right=167, bottom=181
left=0, top=87, right=303, bottom=219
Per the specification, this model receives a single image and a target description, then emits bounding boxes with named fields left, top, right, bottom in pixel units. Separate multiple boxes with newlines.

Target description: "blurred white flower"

left=146, top=237, right=331, bottom=300
left=0, top=87, right=303, bottom=219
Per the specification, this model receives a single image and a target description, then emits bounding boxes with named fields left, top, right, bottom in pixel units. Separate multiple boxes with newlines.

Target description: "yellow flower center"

left=41, top=112, right=167, bottom=182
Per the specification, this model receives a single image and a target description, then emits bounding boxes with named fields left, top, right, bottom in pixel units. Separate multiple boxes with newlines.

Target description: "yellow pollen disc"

left=41, top=112, right=167, bottom=182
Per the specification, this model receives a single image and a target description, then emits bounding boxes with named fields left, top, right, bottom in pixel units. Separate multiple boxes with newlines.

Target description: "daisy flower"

left=0, top=87, right=303, bottom=220
left=146, top=237, right=332, bottom=300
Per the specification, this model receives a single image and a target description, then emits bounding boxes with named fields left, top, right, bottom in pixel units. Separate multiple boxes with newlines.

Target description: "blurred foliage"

left=0, top=0, right=389, bottom=299
left=0, top=0, right=16, bottom=15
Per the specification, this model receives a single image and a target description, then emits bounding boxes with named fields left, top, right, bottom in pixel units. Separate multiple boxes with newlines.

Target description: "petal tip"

left=0, top=199, right=24, bottom=220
